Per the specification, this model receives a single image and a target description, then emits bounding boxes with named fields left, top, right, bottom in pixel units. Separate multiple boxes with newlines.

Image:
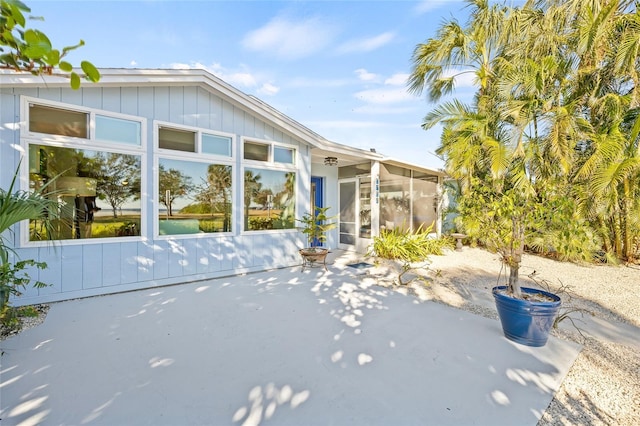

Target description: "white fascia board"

left=379, top=156, right=447, bottom=177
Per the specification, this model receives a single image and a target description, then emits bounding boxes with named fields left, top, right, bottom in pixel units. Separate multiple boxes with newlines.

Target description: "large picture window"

left=244, top=167, right=295, bottom=231
left=158, top=158, right=233, bottom=235
left=28, top=145, right=142, bottom=240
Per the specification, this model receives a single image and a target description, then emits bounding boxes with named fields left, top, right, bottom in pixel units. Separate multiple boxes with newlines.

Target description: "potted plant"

left=296, top=207, right=337, bottom=269
left=459, top=186, right=562, bottom=347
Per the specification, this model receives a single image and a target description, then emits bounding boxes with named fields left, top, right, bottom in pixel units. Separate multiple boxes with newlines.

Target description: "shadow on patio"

left=0, top=250, right=581, bottom=426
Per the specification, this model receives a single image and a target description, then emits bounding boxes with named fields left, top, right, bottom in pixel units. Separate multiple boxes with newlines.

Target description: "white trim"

left=18, top=97, right=147, bottom=248
left=21, top=96, right=146, bottom=150
left=153, top=155, right=236, bottom=239
left=154, top=120, right=236, bottom=160
left=240, top=136, right=297, bottom=170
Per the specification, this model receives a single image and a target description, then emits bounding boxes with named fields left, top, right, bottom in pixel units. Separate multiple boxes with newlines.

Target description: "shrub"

left=368, top=225, right=452, bottom=285
left=1, top=259, right=48, bottom=327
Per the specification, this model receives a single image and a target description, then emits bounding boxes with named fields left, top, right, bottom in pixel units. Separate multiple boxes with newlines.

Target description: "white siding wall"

left=0, top=85, right=309, bottom=305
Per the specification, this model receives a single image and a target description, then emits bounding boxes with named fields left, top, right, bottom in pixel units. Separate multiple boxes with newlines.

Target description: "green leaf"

left=22, top=29, right=51, bottom=59
left=61, top=39, right=85, bottom=55
left=70, top=72, right=80, bottom=90
left=43, top=48, right=60, bottom=66
left=81, top=60, right=100, bottom=82
left=58, top=60, right=72, bottom=72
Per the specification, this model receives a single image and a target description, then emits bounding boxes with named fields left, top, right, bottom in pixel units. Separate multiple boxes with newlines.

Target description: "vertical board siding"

left=101, top=87, right=122, bottom=113
left=60, top=245, right=83, bottom=293
left=38, top=246, right=62, bottom=295
left=120, top=242, right=139, bottom=284
left=222, top=101, right=235, bottom=134
left=82, top=244, right=103, bottom=289
left=82, top=87, right=102, bottom=109
left=183, top=86, right=198, bottom=127
left=37, top=88, right=62, bottom=102
left=4, top=83, right=309, bottom=305
left=61, top=88, right=82, bottom=106
left=154, top=87, right=170, bottom=122
left=15, top=248, right=40, bottom=298
left=152, top=240, right=170, bottom=280
left=167, top=240, right=185, bottom=278
left=102, top=243, right=122, bottom=286
left=181, top=239, right=198, bottom=276
left=169, top=86, right=184, bottom=124
left=0, top=92, right=17, bottom=192
left=136, top=241, right=156, bottom=282
left=121, top=87, right=139, bottom=116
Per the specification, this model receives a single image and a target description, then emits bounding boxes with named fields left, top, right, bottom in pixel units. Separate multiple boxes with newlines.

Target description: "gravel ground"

left=369, top=247, right=640, bottom=426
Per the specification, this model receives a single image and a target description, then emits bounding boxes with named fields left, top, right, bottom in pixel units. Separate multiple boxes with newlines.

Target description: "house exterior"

left=0, top=68, right=445, bottom=305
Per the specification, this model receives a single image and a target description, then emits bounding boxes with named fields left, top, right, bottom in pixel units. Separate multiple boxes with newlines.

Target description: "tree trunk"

left=508, top=215, right=525, bottom=298
left=622, top=178, right=633, bottom=261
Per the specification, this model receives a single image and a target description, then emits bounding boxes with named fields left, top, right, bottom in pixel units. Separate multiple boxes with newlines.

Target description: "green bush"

left=368, top=225, right=451, bottom=286
left=369, top=224, right=451, bottom=262
left=1, top=260, right=48, bottom=327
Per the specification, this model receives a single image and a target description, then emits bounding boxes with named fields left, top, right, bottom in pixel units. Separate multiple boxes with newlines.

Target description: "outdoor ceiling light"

left=324, top=156, right=338, bottom=166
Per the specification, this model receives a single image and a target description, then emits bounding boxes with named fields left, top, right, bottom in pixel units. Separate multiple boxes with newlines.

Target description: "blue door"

left=311, top=176, right=323, bottom=247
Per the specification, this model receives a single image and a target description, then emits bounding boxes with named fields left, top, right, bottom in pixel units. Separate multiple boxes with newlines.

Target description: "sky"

left=28, top=0, right=483, bottom=171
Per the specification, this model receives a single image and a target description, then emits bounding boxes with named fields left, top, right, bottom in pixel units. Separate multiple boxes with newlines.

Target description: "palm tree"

left=0, top=162, right=59, bottom=314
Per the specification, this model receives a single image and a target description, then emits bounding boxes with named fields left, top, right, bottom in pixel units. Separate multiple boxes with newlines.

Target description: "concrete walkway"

left=0, top=251, right=581, bottom=426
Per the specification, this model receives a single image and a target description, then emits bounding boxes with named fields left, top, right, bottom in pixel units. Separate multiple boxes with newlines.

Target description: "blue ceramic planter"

left=492, top=286, right=561, bottom=347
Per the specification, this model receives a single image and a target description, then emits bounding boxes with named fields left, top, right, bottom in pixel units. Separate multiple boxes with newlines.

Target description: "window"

left=158, top=159, right=232, bottom=235
left=28, top=145, right=142, bottom=241
left=274, top=146, right=295, bottom=164
left=29, top=104, right=88, bottom=138
left=244, top=168, right=295, bottom=231
left=96, top=115, right=141, bottom=146
left=159, top=127, right=196, bottom=152
left=244, top=141, right=269, bottom=161
left=24, top=99, right=145, bottom=242
left=202, top=133, right=232, bottom=157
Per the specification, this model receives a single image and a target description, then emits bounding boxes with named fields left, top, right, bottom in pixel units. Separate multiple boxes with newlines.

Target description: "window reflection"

left=158, top=158, right=232, bottom=235
left=28, top=144, right=141, bottom=240
left=244, top=167, right=295, bottom=231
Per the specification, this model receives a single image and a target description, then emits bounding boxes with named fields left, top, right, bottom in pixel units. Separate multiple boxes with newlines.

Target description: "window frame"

left=24, top=97, right=146, bottom=151
left=154, top=121, right=236, bottom=239
left=241, top=137, right=298, bottom=234
left=241, top=137, right=297, bottom=167
left=19, top=96, right=147, bottom=247
left=155, top=121, right=235, bottom=160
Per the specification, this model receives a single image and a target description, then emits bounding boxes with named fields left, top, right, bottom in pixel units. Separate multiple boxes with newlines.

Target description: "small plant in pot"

left=297, top=206, right=337, bottom=264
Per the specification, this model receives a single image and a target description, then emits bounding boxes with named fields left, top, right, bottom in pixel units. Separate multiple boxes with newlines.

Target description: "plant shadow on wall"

left=0, top=162, right=58, bottom=335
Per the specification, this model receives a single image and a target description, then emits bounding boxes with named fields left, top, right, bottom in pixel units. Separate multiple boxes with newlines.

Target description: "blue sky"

left=29, top=0, right=483, bottom=171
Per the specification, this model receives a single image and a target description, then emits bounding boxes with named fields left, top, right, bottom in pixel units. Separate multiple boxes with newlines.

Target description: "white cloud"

left=170, top=62, right=259, bottom=88
left=384, top=73, right=409, bottom=86
left=242, top=15, right=338, bottom=60
left=354, top=68, right=378, bottom=82
left=130, top=60, right=137, bottom=66
left=337, top=32, right=395, bottom=54
left=304, top=120, right=386, bottom=129
left=354, top=87, right=414, bottom=104
left=258, top=83, right=280, bottom=96
left=414, top=0, right=458, bottom=15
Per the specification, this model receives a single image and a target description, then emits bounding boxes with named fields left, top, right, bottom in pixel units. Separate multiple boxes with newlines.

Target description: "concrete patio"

left=0, top=251, right=581, bottom=426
